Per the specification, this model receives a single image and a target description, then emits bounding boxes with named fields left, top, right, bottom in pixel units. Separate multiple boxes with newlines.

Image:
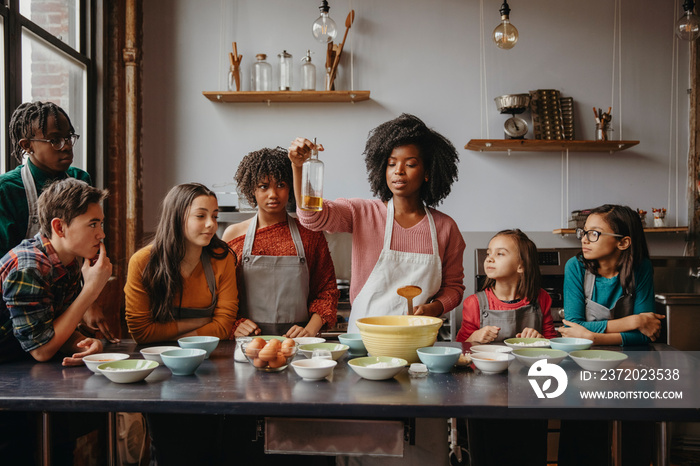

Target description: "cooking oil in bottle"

left=301, top=138, right=324, bottom=211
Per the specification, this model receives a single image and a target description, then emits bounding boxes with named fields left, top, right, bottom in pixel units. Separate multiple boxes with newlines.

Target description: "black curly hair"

left=363, top=113, right=459, bottom=207
left=235, top=147, right=295, bottom=210
left=8, top=101, right=75, bottom=163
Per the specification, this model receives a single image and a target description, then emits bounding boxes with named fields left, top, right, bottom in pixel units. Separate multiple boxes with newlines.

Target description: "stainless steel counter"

left=1, top=340, right=699, bottom=422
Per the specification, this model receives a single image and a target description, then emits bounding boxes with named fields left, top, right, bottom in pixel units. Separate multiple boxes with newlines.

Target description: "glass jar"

left=251, top=54, right=272, bottom=92
left=278, top=50, right=292, bottom=91
left=595, top=123, right=613, bottom=141
left=301, top=138, right=324, bottom=211
left=300, top=50, right=316, bottom=91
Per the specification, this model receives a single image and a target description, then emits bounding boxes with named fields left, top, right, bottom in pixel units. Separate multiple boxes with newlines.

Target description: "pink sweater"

left=297, top=198, right=466, bottom=313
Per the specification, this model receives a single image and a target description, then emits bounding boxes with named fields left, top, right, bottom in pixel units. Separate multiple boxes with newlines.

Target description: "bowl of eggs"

left=242, top=337, right=298, bottom=372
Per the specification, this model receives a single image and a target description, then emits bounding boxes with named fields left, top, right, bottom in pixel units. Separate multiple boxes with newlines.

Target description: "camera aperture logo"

left=528, top=359, right=568, bottom=399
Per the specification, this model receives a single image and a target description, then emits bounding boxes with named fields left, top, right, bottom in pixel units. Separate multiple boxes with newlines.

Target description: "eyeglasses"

left=30, top=134, right=80, bottom=151
left=575, top=227, right=624, bottom=242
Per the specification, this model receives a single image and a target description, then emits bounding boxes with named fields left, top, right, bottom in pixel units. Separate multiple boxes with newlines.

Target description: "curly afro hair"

left=9, top=101, right=75, bottom=163
left=235, top=147, right=295, bottom=209
left=363, top=113, right=459, bottom=207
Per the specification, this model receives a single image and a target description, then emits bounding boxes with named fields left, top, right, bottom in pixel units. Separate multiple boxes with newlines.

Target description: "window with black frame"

left=1, top=0, right=94, bottom=175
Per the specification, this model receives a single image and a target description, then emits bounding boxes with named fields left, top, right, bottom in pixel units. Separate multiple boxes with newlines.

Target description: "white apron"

left=347, top=198, right=442, bottom=334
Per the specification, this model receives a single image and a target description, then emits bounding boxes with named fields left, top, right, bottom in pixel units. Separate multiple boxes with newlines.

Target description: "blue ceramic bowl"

left=178, top=336, right=220, bottom=359
left=416, top=346, right=462, bottom=373
left=160, top=348, right=207, bottom=375
left=549, top=337, right=593, bottom=352
left=338, top=333, right=367, bottom=355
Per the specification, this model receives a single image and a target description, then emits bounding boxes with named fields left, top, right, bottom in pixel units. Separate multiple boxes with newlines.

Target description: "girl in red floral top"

left=223, top=147, right=338, bottom=338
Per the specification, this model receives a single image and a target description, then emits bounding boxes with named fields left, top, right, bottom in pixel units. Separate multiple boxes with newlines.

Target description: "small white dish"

left=291, top=358, right=337, bottom=381
left=549, top=337, right=593, bottom=352
left=469, top=345, right=513, bottom=354
left=470, top=352, right=514, bottom=374
left=512, top=348, right=568, bottom=367
left=504, top=338, right=550, bottom=349
left=140, top=346, right=180, bottom=364
left=293, top=337, right=326, bottom=346
left=348, top=356, right=407, bottom=381
left=569, top=350, right=628, bottom=371
left=83, top=353, right=129, bottom=374
left=98, top=359, right=159, bottom=383
left=298, top=343, right=349, bottom=361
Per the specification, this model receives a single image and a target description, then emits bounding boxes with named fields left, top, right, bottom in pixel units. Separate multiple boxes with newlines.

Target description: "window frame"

left=1, top=0, right=96, bottom=177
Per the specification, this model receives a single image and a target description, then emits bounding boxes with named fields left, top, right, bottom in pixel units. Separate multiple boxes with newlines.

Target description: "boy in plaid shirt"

left=0, top=178, right=111, bottom=364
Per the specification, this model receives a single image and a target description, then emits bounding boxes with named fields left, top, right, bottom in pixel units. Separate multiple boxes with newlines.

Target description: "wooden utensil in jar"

left=230, top=42, right=242, bottom=91
left=397, top=285, right=422, bottom=315
left=328, top=10, right=355, bottom=90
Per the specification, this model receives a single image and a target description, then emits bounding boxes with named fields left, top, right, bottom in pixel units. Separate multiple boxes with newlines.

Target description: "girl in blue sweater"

left=558, top=204, right=664, bottom=345
left=558, top=204, right=660, bottom=466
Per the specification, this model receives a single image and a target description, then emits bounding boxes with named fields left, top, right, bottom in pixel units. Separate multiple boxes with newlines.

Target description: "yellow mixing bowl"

left=355, top=315, right=443, bottom=363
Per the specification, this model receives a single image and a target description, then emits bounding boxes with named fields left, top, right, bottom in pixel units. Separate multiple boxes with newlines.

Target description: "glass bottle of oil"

left=301, top=138, right=324, bottom=211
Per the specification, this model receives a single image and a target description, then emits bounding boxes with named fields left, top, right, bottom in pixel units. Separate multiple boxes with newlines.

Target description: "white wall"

left=142, top=0, right=691, bottom=256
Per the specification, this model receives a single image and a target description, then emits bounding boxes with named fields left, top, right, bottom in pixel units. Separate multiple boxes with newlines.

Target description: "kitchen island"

left=1, top=340, right=699, bottom=463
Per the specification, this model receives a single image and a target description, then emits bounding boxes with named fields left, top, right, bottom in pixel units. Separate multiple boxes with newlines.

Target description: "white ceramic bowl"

left=178, top=336, right=220, bottom=359
left=298, top=343, right=349, bottom=361
left=98, top=359, right=159, bottom=383
left=291, top=359, right=337, bottom=381
left=569, top=350, right=628, bottom=371
left=356, top=315, right=443, bottom=363
left=160, top=348, right=207, bottom=376
left=504, top=338, right=551, bottom=349
left=470, top=352, right=514, bottom=374
left=548, top=337, right=593, bottom=352
left=83, top=353, right=129, bottom=374
left=512, top=348, right=568, bottom=367
left=293, top=337, right=326, bottom=346
left=139, top=346, right=180, bottom=364
left=469, top=345, right=513, bottom=354
left=348, top=356, right=408, bottom=381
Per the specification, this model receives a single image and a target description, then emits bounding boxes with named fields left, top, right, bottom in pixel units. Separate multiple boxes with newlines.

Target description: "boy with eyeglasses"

left=0, top=101, right=119, bottom=342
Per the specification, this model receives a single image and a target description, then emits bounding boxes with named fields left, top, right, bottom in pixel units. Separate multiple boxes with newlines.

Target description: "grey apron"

left=174, top=250, right=218, bottom=319
left=21, top=163, right=41, bottom=239
left=477, top=290, right=543, bottom=342
left=583, top=269, right=633, bottom=321
left=238, top=214, right=310, bottom=335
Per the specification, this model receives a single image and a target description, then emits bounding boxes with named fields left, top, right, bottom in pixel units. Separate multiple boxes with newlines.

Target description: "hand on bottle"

left=288, top=137, right=323, bottom=167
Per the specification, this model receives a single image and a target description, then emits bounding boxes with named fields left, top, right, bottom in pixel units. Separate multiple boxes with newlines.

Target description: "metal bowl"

left=494, top=94, right=531, bottom=114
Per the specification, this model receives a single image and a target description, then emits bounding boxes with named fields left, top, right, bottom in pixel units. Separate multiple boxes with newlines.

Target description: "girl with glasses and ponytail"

left=559, top=204, right=664, bottom=345
left=558, top=205, right=661, bottom=466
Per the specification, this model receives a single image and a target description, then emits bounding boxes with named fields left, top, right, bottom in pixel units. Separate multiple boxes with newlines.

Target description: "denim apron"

left=583, top=270, right=633, bottom=321
left=238, top=214, right=310, bottom=335
left=174, top=250, right=217, bottom=319
left=21, top=163, right=41, bottom=239
left=477, top=290, right=543, bottom=341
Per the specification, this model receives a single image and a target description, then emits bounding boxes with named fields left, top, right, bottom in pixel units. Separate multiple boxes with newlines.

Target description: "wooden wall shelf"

left=466, top=139, right=639, bottom=153
left=202, top=90, right=370, bottom=103
left=553, top=227, right=688, bottom=235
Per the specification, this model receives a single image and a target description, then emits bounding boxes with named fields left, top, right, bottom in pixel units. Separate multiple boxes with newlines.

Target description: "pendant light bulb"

left=493, top=1, right=518, bottom=50
left=312, top=0, right=338, bottom=43
left=676, top=0, right=700, bottom=41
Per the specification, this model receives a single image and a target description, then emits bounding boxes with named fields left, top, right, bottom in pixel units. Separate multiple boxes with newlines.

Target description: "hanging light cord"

left=479, top=0, right=490, bottom=139
left=611, top=0, right=623, bottom=138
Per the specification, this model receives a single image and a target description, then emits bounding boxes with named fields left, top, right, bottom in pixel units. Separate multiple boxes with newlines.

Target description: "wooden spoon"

left=328, top=10, right=355, bottom=89
left=397, top=285, right=422, bottom=315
